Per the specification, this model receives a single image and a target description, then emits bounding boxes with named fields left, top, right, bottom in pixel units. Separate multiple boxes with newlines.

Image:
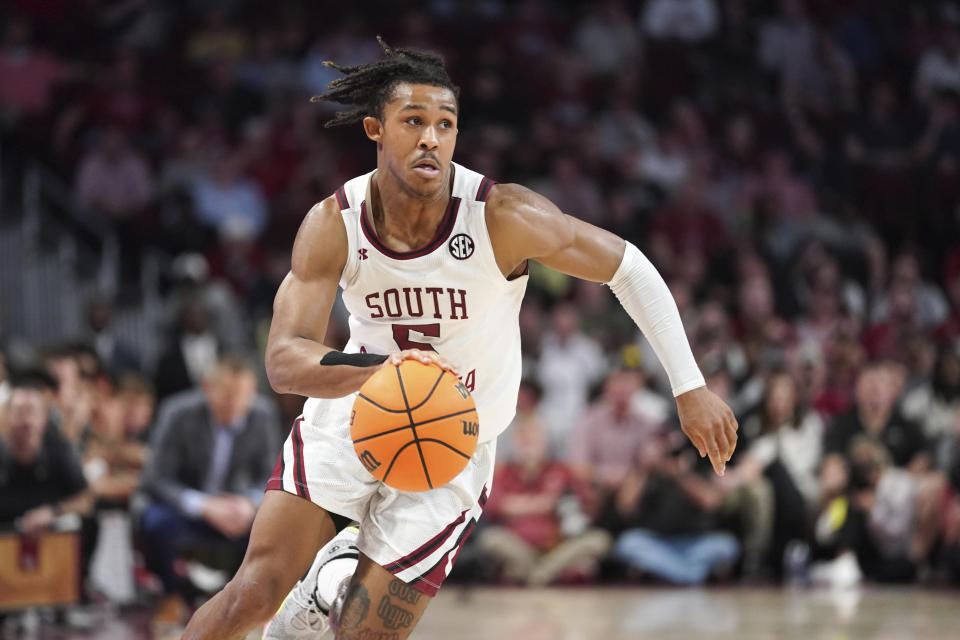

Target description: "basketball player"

left=182, top=39, right=738, bottom=640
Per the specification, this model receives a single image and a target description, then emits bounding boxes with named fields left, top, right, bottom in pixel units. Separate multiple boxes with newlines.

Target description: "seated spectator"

left=83, top=376, right=149, bottom=506
left=43, top=343, right=95, bottom=446
left=153, top=297, right=221, bottom=402
left=815, top=439, right=945, bottom=584
left=0, top=370, right=92, bottom=533
left=477, top=418, right=610, bottom=586
left=535, top=303, right=607, bottom=451
left=720, top=371, right=823, bottom=575
left=609, top=429, right=740, bottom=585
left=139, top=353, right=280, bottom=629
left=821, top=362, right=931, bottom=490
left=568, top=368, right=661, bottom=502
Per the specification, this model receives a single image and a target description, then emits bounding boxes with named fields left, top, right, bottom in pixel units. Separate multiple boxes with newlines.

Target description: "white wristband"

left=606, top=242, right=705, bottom=397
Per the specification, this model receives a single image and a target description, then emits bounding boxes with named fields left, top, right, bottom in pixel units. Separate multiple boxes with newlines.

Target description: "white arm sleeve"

left=606, top=242, right=705, bottom=397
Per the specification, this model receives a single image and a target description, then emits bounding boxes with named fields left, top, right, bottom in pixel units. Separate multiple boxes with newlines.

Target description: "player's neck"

left=369, top=166, right=452, bottom=244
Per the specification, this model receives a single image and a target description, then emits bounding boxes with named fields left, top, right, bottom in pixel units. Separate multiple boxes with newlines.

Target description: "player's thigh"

left=335, top=553, right=433, bottom=640
left=233, top=489, right=338, bottom=606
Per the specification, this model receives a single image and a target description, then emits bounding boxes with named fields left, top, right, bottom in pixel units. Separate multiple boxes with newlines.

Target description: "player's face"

left=368, top=83, right=458, bottom=195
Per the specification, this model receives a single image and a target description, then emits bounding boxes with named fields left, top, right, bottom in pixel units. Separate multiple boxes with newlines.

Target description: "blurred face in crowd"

left=121, top=388, right=155, bottom=436
left=604, top=369, right=640, bottom=417
left=551, top=303, right=580, bottom=341
left=855, top=365, right=897, bottom=421
left=365, top=82, right=458, bottom=199
left=6, top=388, right=50, bottom=465
left=765, top=373, right=796, bottom=427
left=511, top=421, right=550, bottom=472
left=46, top=355, right=90, bottom=414
left=203, top=364, right=257, bottom=426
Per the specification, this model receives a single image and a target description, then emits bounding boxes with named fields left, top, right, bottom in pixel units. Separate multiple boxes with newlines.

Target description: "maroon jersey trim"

left=360, top=197, right=461, bottom=260
left=475, top=177, right=496, bottom=202
left=335, top=186, right=350, bottom=210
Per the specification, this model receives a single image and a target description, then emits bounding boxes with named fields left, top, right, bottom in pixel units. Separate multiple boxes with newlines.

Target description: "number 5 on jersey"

left=391, top=323, right=475, bottom=392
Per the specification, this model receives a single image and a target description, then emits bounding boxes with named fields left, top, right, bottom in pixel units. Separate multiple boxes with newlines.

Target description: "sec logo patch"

left=449, top=233, right=474, bottom=260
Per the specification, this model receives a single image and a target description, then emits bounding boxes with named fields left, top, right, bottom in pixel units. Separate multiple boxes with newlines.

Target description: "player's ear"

left=363, top=116, right=383, bottom=144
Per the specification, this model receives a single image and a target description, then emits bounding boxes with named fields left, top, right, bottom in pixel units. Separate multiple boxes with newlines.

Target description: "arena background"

left=2, top=0, right=960, bottom=638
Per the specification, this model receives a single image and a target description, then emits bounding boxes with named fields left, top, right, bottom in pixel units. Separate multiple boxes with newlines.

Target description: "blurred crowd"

left=4, top=0, right=960, bottom=629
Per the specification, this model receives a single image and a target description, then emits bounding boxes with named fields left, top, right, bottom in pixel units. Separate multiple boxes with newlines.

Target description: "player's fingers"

left=682, top=425, right=707, bottom=457
left=707, top=436, right=725, bottom=476
left=724, top=420, right=739, bottom=461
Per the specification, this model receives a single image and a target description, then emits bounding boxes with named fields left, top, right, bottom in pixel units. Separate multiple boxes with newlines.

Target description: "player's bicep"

left=267, top=198, right=347, bottom=347
left=536, top=215, right=626, bottom=283
left=269, top=269, right=339, bottom=345
left=488, top=184, right=625, bottom=283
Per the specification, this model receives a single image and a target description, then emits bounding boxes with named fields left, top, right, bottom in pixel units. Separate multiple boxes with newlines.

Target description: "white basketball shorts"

left=266, top=394, right=494, bottom=596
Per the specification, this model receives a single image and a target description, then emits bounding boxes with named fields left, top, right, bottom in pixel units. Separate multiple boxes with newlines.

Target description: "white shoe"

left=809, top=551, right=862, bottom=590
left=262, top=524, right=359, bottom=639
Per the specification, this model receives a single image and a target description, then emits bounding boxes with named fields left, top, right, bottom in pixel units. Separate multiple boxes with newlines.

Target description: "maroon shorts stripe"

left=383, top=508, right=467, bottom=573
left=335, top=186, right=350, bottom=209
left=265, top=451, right=285, bottom=491
left=409, top=517, right=479, bottom=596
left=475, top=177, right=496, bottom=202
left=383, top=483, right=488, bottom=574
left=291, top=417, right=310, bottom=500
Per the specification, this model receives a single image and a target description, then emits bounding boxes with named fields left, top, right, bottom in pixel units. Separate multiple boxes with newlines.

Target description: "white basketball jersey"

left=325, top=162, right=526, bottom=443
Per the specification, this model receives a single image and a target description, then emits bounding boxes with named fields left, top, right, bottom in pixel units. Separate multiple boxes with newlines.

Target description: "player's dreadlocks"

left=311, top=36, right=460, bottom=128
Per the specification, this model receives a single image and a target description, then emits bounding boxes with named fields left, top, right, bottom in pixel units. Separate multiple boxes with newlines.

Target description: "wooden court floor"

left=3, top=586, right=958, bottom=639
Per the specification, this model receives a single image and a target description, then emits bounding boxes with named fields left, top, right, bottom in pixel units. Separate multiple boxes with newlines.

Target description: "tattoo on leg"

left=377, top=595, right=414, bottom=630
left=338, top=583, right=371, bottom=630
left=387, top=579, right=422, bottom=605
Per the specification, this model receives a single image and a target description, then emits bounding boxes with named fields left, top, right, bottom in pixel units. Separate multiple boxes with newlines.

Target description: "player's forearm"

left=265, top=337, right=383, bottom=398
left=606, top=242, right=705, bottom=396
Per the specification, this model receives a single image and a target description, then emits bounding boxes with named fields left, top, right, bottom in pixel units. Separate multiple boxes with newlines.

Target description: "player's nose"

left=418, top=126, right=439, bottom=149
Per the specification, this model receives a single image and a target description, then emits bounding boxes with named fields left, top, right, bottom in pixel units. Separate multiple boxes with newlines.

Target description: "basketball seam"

left=351, top=407, right=478, bottom=443
left=416, top=438, right=473, bottom=459
left=395, top=366, right=433, bottom=490
left=406, top=369, right=448, bottom=411
left=357, top=368, right=447, bottom=414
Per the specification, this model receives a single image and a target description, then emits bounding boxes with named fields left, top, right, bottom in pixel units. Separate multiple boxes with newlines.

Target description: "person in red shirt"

left=476, top=417, right=611, bottom=586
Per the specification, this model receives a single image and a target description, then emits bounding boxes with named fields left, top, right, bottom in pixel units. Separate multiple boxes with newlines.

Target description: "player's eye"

left=406, top=117, right=422, bottom=126
left=440, top=120, right=453, bottom=129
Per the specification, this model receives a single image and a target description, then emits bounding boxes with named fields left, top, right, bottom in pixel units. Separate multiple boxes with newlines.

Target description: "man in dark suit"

left=139, top=353, right=281, bottom=628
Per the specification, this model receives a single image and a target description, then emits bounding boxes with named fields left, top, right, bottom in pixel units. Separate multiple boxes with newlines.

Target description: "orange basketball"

left=350, top=360, right=479, bottom=492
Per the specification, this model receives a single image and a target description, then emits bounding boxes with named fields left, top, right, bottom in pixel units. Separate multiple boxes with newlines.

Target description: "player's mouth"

left=412, top=158, right=441, bottom=178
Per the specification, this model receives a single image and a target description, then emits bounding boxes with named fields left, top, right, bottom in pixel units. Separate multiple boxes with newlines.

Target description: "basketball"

left=350, top=360, right=479, bottom=492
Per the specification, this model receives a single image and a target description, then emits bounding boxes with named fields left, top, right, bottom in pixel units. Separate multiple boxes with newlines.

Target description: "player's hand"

left=388, top=349, right=460, bottom=377
left=675, top=386, right=738, bottom=476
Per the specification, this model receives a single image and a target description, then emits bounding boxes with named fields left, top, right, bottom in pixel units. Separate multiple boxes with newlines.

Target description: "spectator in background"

left=83, top=295, right=143, bottom=372
left=191, top=153, right=268, bottom=240
left=154, top=297, right=221, bottom=402
left=814, top=439, right=945, bottom=585
left=139, top=353, right=280, bottom=628
left=571, top=0, right=639, bottom=78
left=568, top=368, right=660, bottom=503
left=914, top=19, right=960, bottom=103
left=0, top=16, right=66, bottom=120
left=536, top=302, right=607, bottom=451
left=477, top=418, right=610, bottom=586
left=83, top=376, right=149, bottom=506
left=74, top=125, right=154, bottom=290
left=43, top=343, right=95, bottom=446
left=721, top=371, right=823, bottom=574
left=641, top=0, right=719, bottom=43
left=0, top=370, right=91, bottom=533
left=609, top=429, right=739, bottom=585
left=820, top=362, right=930, bottom=516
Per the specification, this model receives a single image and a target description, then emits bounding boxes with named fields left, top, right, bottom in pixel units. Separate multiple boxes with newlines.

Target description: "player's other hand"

left=675, top=386, right=738, bottom=476
left=388, top=349, right=460, bottom=377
